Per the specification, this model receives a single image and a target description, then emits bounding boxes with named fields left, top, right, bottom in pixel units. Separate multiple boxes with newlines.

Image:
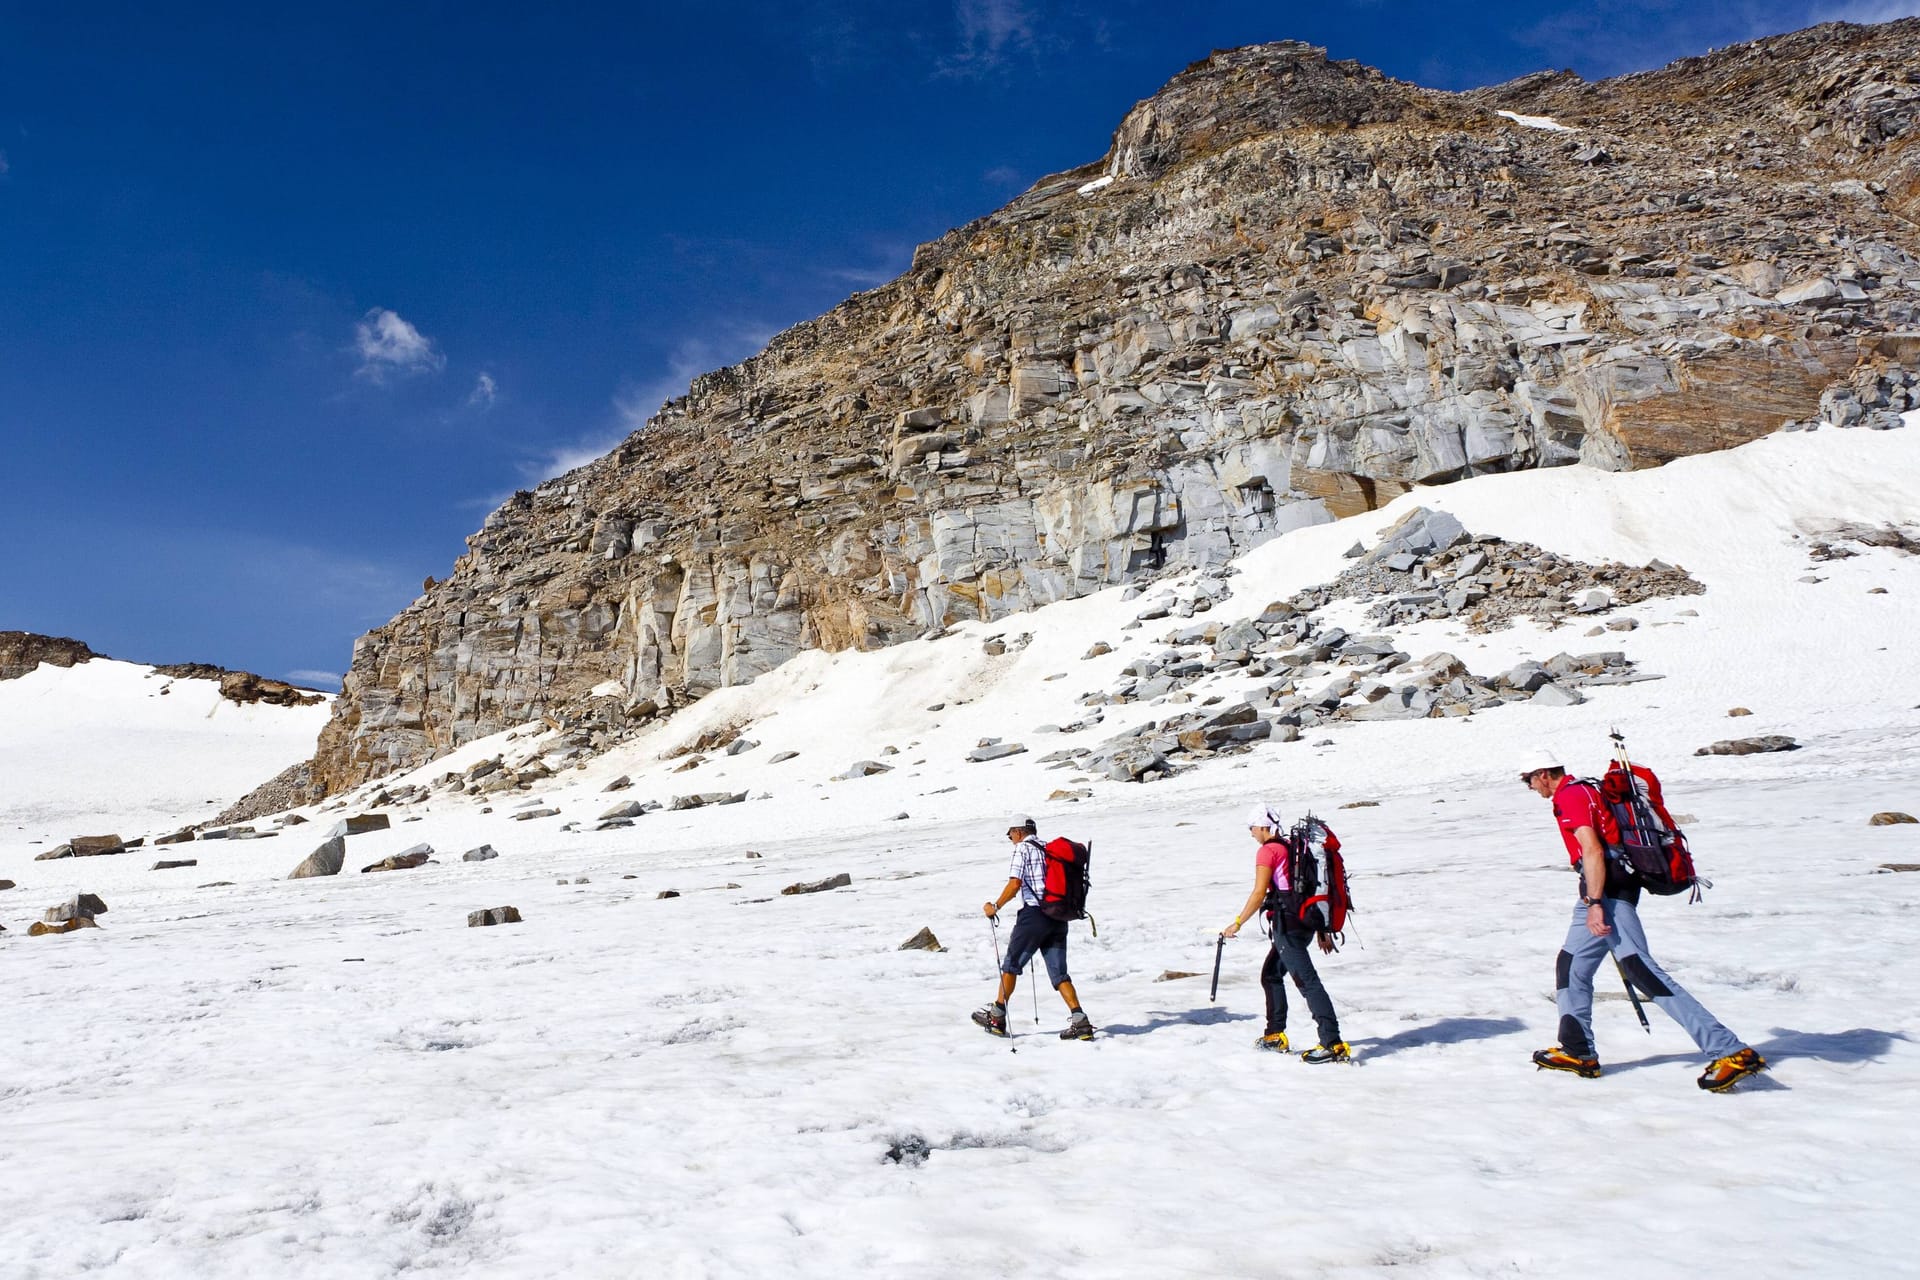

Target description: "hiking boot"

left=1301, top=1041, right=1352, bottom=1064
left=1059, top=1011, right=1095, bottom=1041
left=1255, top=1031, right=1290, bottom=1053
left=1697, top=1047, right=1767, bottom=1093
left=971, top=1003, right=1008, bottom=1037
left=1532, top=1046, right=1602, bottom=1078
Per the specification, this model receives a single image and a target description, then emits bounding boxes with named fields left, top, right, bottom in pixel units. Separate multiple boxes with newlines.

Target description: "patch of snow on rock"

left=1497, top=109, right=1576, bottom=132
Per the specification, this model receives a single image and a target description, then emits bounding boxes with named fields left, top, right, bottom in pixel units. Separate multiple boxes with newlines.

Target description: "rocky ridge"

left=0, top=631, right=325, bottom=709
left=0, top=632, right=97, bottom=681
left=313, top=20, right=1920, bottom=795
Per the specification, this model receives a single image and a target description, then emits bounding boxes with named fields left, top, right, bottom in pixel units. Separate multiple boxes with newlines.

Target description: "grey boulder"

left=1695, top=735, right=1801, bottom=756
left=287, top=836, right=346, bottom=879
left=782, top=873, right=853, bottom=896
left=325, top=814, right=391, bottom=839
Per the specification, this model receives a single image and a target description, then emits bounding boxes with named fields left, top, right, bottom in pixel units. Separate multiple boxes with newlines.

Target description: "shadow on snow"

left=1099, top=1007, right=1257, bottom=1037
left=1606, top=1027, right=1909, bottom=1080
left=1351, top=1016, right=1530, bottom=1060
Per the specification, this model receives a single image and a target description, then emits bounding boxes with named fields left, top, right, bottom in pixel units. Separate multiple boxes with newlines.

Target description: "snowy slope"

left=2, top=430, right=1918, bottom=1278
left=0, top=658, right=330, bottom=847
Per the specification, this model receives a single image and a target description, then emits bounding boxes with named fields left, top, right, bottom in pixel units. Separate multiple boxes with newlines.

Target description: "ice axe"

left=1614, top=957, right=1652, bottom=1034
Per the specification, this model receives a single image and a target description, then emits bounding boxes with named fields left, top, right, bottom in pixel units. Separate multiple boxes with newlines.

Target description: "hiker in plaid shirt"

left=973, top=815, right=1094, bottom=1040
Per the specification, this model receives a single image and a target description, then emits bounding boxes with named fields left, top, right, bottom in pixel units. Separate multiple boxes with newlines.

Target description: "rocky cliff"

left=313, top=20, right=1920, bottom=793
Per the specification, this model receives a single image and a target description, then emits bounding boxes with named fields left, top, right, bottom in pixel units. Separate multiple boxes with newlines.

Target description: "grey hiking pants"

left=1261, top=928, right=1340, bottom=1047
left=1554, top=897, right=1741, bottom=1061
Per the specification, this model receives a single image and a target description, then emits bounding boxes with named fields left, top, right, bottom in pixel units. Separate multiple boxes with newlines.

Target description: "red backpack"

left=1599, top=762, right=1704, bottom=900
left=1267, top=817, right=1352, bottom=941
left=1040, top=837, right=1093, bottom=926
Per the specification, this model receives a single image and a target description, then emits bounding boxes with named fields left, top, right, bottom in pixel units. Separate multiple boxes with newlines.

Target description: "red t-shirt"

left=1551, top=776, right=1618, bottom=865
left=1255, top=839, right=1291, bottom=892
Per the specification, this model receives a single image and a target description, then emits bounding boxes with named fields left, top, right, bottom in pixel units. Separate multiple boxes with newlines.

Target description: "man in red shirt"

left=1523, top=748, right=1766, bottom=1092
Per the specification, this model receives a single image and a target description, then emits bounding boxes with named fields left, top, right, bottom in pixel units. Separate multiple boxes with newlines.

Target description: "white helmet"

left=1245, top=803, right=1283, bottom=831
left=1518, top=747, right=1563, bottom=777
left=1006, top=814, right=1036, bottom=833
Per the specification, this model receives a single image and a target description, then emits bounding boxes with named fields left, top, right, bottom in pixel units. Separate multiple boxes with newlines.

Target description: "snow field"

left=3, top=765, right=1914, bottom=1277
left=0, top=658, right=329, bottom=843
left=2, top=429, right=1918, bottom=1276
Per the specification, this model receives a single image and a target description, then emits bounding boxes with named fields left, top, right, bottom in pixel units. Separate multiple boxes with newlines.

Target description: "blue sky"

left=2, top=0, right=1911, bottom=687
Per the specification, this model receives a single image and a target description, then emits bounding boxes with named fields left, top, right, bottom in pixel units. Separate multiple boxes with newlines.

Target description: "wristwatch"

left=1582, top=894, right=1603, bottom=907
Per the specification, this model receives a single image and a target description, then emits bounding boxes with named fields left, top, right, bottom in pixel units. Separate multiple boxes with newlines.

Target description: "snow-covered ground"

left=3, top=430, right=1918, bottom=1278
left=0, top=659, right=329, bottom=844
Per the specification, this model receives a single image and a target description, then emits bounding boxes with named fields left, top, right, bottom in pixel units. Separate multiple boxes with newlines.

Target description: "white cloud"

left=614, top=329, right=778, bottom=430
left=352, top=307, right=444, bottom=382
left=819, top=242, right=914, bottom=291
left=1515, top=1, right=1920, bottom=79
left=285, top=669, right=343, bottom=689
left=520, top=326, right=777, bottom=483
left=942, top=0, right=1037, bottom=75
left=1810, top=0, right=1920, bottom=21
left=468, top=371, right=498, bottom=408
left=957, top=0, right=1034, bottom=56
left=537, top=436, right=627, bottom=480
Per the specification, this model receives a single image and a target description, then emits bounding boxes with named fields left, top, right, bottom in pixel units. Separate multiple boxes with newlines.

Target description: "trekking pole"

left=987, top=915, right=1015, bottom=1053
left=1610, top=726, right=1651, bottom=826
left=1604, top=730, right=1654, bottom=1034
left=1210, top=934, right=1227, bottom=1002
left=1614, top=957, right=1653, bottom=1034
left=1029, top=959, right=1040, bottom=1025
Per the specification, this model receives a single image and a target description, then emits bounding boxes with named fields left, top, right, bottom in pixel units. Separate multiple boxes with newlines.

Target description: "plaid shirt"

left=1008, top=835, right=1048, bottom=906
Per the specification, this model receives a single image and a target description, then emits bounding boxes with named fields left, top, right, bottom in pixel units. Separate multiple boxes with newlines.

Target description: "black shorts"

left=1001, top=905, right=1070, bottom=987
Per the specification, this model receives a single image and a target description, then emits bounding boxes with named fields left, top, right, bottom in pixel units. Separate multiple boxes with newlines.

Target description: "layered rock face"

left=315, top=21, right=1920, bottom=792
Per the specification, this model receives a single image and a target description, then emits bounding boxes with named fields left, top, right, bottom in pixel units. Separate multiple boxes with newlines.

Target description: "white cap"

left=1519, top=746, right=1563, bottom=776
left=1245, top=803, right=1283, bottom=830
left=1006, top=814, right=1035, bottom=832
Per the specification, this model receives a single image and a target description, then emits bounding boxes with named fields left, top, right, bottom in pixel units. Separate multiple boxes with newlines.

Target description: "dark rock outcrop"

left=152, top=664, right=326, bottom=707
left=0, top=632, right=98, bottom=681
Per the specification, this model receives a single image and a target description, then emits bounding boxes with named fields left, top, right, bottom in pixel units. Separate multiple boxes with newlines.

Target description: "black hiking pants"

left=1261, top=925, right=1340, bottom=1046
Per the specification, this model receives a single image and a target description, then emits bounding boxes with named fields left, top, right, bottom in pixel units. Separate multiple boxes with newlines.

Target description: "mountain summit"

left=311, top=20, right=1920, bottom=795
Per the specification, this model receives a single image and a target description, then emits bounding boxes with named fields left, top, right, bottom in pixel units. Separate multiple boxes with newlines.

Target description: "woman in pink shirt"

left=1221, top=803, right=1348, bottom=1063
